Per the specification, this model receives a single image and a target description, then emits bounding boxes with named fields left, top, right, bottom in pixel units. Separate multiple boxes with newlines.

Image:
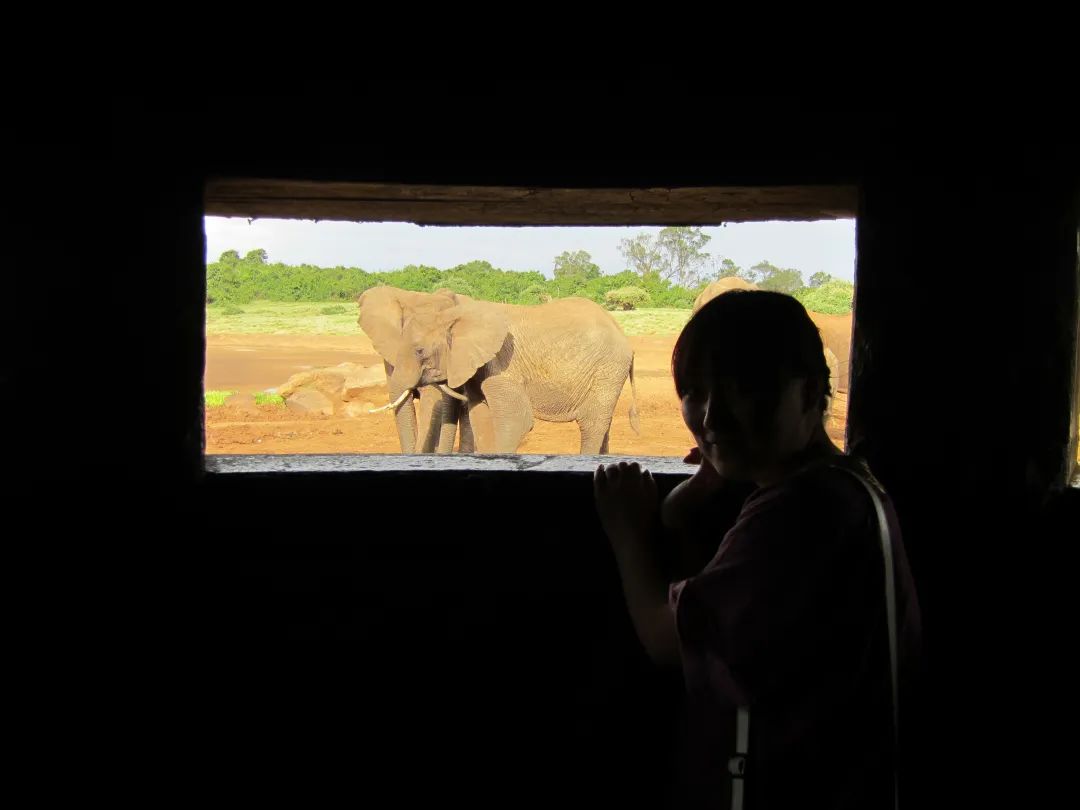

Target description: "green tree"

left=620, top=228, right=711, bottom=287
left=553, top=250, right=601, bottom=281
left=809, top=271, right=833, bottom=288
left=619, top=233, right=665, bottom=280
left=713, top=257, right=743, bottom=279
left=388, top=264, right=443, bottom=292
left=656, top=226, right=711, bottom=287
left=244, top=248, right=268, bottom=264
left=548, top=274, right=589, bottom=300
left=748, top=261, right=804, bottom=294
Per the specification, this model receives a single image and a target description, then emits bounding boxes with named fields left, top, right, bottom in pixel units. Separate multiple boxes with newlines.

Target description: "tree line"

left=207, top=227, right=854, bottom=315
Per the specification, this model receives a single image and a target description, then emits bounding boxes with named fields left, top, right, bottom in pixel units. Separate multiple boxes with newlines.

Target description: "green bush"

left=204, top=390, right=236, bottom=408
left=519, top=284, right=550, bottom=305
left=254, top=392, right=286, bottom=407
left=793, top=279, right=855, bottom=315
left=433, top=276, right=477, bottom=298
left=604, top=286, right=651, bottom=311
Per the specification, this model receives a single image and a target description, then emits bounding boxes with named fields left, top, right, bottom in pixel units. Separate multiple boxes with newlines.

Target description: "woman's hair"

left=672, top=290, right=832, bottom=415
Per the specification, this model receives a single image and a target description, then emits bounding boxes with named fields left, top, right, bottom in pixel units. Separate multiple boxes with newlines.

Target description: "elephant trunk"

left=386, top=359, right=422, bottom=454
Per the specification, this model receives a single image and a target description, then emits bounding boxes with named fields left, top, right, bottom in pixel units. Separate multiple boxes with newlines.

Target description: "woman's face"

left=680, top=369, right=818, bottom=484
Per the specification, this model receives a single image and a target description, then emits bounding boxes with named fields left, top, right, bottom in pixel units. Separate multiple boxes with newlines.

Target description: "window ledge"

left=204, top=453, right=696, bottom=476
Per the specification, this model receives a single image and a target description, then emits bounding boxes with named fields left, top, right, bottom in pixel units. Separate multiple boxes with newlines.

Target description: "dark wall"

left=19, top=92, right=1078, bottom=805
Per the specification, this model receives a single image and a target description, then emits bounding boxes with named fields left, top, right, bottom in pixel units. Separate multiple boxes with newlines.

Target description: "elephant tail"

left=628, top=354, right=641, bottom=435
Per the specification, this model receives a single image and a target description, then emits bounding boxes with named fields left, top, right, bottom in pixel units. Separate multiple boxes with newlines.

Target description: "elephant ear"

left=442, top=303, right=510, bottom=389
left=357, top=286, right=407, bottom=362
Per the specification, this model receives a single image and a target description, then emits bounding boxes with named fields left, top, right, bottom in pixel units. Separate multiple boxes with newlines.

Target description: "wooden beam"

left=204, top=179, right=857, bottom=224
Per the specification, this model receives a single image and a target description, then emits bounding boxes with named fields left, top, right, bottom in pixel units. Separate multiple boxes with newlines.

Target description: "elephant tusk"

left=369, top=389, right=412, bottom=414
left=437, top=384, right=468, bottom=402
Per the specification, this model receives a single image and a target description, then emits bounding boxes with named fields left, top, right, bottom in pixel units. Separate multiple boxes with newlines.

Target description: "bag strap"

left=726, top=707, right=749, bottom=810
left=836, top=465, right=900, bottom=810
left=727, top=464, right=900, bottom=810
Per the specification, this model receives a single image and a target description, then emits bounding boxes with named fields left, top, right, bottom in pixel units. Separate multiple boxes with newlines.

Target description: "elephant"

left=693, top=277, right=853, bottom=394
left=804, top=310, right=852, bottom=394
left=692, top=276, right=759, bottom=311
left=363, top=288, right=640, bottom=454
left=357, top=287, right=474, bottom=454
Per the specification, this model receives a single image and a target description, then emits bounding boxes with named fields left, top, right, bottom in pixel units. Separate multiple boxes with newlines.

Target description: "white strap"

left=838, top=467, right=900, bottom=810
left=729, top=465, right=901, bottom=810
left=727, top=706, right=749, bottom=810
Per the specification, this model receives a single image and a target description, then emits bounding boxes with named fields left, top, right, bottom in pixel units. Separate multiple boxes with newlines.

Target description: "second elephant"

left=693, top=278, right=852, bottom=394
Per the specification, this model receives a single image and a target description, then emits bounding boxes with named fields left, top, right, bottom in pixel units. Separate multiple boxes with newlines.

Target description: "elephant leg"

left=480, top=377, right=533, bottom=453
left=817, top=346, right=839, bottom=425
left=577, top=379, right=623, bottom=454
left=414, top=387, right=459, bottom=453
left=579, top=420, right=612, bottom=454
left=466, top=396, right=495, bottom=453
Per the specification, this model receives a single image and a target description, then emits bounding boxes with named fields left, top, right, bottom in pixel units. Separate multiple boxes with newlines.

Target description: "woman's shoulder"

left=741, top=453, right=881, bottom=527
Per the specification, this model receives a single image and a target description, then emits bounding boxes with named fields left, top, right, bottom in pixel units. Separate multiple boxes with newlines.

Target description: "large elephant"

left=692, top=276, right=759, bottom=311
left=693, top=277, right=852, bottom=394
left=805, top=310, right=852, bottom=394
left=357, top=287, right=473, bottom=454
left=365, top=289, right=640, bottom=454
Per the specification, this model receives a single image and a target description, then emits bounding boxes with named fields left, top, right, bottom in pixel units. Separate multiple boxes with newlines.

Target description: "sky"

left=204, top=218, right=858, bottom=282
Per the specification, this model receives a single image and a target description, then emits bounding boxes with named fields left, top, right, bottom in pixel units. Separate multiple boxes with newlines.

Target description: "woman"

left=594, top=291, right=922, bottom=809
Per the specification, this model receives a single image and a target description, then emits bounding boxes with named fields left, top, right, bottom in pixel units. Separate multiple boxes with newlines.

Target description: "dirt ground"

left=205, top=333, right=847, bottom=456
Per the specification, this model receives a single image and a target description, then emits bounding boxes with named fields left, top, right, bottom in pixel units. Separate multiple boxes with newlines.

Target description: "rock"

left=277, top=362, right=385, bottom=402
left=284, top=386, right=335, bottom=417
left=343, top=364, right=386, bottom=399
left=278, top=369, right=343, bottom=399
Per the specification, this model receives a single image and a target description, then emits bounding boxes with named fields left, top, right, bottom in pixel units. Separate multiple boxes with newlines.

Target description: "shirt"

left=668, top=456, right=922, bottom=809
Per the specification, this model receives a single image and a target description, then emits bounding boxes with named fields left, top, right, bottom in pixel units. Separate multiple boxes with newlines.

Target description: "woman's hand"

left=593, top=461, right=659, bottom=550
left=594, top=461, right=680, bottom=667
left=662, top=447, right=726, bottom=530
left=683, top=446, right=722, bottom=483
